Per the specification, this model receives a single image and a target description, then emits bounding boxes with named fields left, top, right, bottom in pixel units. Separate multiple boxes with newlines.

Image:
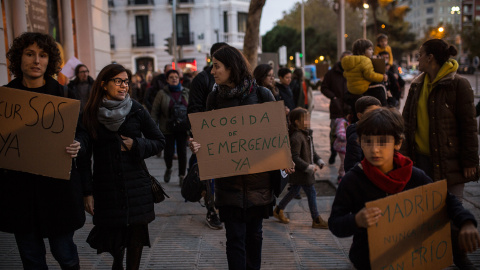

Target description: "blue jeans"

left=14, top=231, right=79, bottom=270
left=224, top=218, right=263, bottom=270
left=278, top=184, right=319, bottom=220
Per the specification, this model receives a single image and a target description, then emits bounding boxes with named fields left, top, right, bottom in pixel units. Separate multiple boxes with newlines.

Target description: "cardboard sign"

left=366, top=180, right=452, bottom=270
left=372, top=58, right=386, bottom=74
left=189, top=101, right=292, bottom=180
left=0, top=86, right=80, bottom=180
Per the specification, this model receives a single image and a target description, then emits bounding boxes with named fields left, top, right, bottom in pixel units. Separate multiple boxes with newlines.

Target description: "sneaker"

left=164, top=168, right=172, bottom=183
left=206, top=212, right=223, bottom=230
left=294, top=193, right=301, bottom=200
left=273, top=206, right=290, bottom=224
left=179, top=175, right=185, bottom=186
left=312, top=216, right=328, bottom=229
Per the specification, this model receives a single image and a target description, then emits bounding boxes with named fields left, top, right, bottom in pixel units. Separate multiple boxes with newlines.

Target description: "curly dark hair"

left=352, top=39, right=374, bottom=55
left=6, top=32, right=62, bottom=78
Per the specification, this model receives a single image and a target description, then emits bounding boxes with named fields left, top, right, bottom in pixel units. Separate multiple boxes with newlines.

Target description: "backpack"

left=168, top=93, right=189, bottom=133
left=181, top=163, right=206, bottom=202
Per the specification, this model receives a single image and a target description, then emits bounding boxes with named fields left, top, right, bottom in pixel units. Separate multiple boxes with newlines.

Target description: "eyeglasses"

left=79, top=70, right=89, bottom=74
left=268, top=75, right=275, bottom=78
left=109, top=78, right=130, bottom=86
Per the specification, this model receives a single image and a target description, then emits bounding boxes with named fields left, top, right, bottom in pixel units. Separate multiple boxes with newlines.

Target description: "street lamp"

left=363, top=2, right=369, bottom=39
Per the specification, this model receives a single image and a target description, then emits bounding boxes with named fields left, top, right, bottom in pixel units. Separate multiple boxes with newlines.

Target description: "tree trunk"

left=243, top=0, right=266, bottom=68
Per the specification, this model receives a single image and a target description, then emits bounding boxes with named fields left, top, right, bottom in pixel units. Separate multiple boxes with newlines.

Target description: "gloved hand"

left=317, top=159, right=326, bottom=169
left=305, top=164, right=317, bottom=174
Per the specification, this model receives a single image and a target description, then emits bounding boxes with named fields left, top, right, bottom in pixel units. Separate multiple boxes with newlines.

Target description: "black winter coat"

left=329, top=164, right=477, bottom=270
left=80, top=100, right=165, bottom=226
left=205, top=84, right=277, bottom=218
left=188, top=66, right=215, bottom=114
left=344, top=123, right=362, bottom=172
left=275, top=82, right=296, bottom=111
left=0, top=77, right=86, bottom=237
left=321, top=62, right=350, bottom=119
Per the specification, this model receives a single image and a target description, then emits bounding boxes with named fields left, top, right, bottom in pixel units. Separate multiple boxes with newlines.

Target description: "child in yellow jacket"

left=373, top=34, right=393, bottom=65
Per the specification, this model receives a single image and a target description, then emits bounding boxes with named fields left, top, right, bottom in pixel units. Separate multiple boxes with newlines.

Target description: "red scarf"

left=361, top=152, right=413, bottom=194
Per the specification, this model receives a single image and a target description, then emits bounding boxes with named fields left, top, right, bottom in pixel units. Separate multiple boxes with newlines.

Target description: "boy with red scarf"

left=328, top=107, right=480, bottom=270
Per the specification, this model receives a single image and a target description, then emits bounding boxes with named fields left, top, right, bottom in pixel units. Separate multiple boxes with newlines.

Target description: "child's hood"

left=341, top=55, right=369, bottom=72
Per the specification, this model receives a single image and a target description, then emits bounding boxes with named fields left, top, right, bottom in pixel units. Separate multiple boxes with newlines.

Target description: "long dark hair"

left=421, top=39, right=457, bottom=67
left=253, top=64, right=273, bottom=88
left=212, top=46, right=252, bottom=86
left=83, top=64, right=132, bottom=138
left=6, top=32, right=62, bottom=78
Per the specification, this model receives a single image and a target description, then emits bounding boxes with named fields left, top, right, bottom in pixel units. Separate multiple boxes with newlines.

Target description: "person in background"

left=273, top=107, right=327, bottom=229
left=67, top=63, right=94, bottom=112
left=253, top=64, right=291, bottom=117
left=333, top=112, right=349, bottom=183
left=151, top=69, right=189, bottom=185
left=187, top=42, right=228, bottom=230
left=344, top=96, right=381, bottom=173
left=81, top=63, right=165, bottom=270
left=131, top=72, right=147, bottom=105
left=329, top=107, right=480, bottom=270
left=290, top=68, right=307, bottom=109
left=1, top=31, right=83, bottom=270
left=342, top=39, right=388, bottom=113
left=144, top=64, right=172, bottom=113
left=189, top=45, right=294, bottom=270
left=321, top=50, right=352, bottom=165
left=378, top=51, right=401, bottom=107
left=401, top=39, right=479, bottom=269
left=276, top=67, right=295, bottom=112
left=373, top=33, right=393, bottom=66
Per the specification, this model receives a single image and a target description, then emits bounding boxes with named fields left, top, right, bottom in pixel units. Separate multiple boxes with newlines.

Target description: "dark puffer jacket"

left=205, top=84, right=276, bottom=212
left=0, top=77, right=86, bottom=237
left=321, top=61, right=350, bottom=119
left=289, top=129, right=321, bottom=185
left=401, top=72, right=479, bottom=185
left=80, top=100, right=165, bottom=226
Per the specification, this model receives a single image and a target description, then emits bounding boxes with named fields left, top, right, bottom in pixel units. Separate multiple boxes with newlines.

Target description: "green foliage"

left=262, top=25, right=301, bottom=60
left=462, top=21, right=480, bottom=60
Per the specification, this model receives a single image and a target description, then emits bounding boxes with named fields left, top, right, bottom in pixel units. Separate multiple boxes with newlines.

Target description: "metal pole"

left=363, top=6, right=366, bottom=39
left=301, top=0, right=306, bottom=68
left=172, top=0, right=177, bottom=68
left=337, top=0, right=345, bottom=60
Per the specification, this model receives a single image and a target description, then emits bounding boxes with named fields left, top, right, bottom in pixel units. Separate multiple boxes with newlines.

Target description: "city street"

left=1, top=78, right=480, bottom=269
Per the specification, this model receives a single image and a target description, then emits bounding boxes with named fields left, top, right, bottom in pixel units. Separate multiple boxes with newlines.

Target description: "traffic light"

left=164, top=37, right=173, bottom=55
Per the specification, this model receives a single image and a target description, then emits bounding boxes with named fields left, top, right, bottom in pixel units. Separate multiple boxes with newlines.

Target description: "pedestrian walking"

left=151, top=69, right=189, bottom=185
left=273, top=107, right=328, bottom=228
left=0, top=32, right=83, bottom=270
left=189, top=45, right=294, bottom=270
left=344, top=96, right=381, bottom=173
left=342, top=39, right=388, bottom=117
left=329, top=107, right=480, bottom=270
left=187, top=42, right=228, bottom=230
left=67, top=63, right=94, bottom=112
left=401, top=39, right=479, bottom=269
left=80, top=63, right=165, bottom=270
left=321, top=50, right=352, bottom=164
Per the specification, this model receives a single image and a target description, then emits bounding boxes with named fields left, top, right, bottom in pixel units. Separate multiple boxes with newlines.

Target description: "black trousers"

left=164, top=132, right=188, bottom=176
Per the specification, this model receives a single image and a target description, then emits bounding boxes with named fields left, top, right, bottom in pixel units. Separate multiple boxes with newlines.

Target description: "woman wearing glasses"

left=151, top=69, right=190, bottom=185
left=80, top=63, right=165, bottom=270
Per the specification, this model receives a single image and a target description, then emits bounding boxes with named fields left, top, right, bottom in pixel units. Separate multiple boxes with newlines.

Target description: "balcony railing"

left=110, top=35, right=115, bottom=50
left=220, top=32, right=245, bottom=44
left=131, top=34, right=155, bottom=47
left=177, top=32, right=194, bottom=46
left=128, top=0, right=154, bottom=5
left=168, top=0, right=194, bottom=4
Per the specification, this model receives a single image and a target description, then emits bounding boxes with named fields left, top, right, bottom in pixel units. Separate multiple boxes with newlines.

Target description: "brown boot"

left=312, top=216, right=328, bottom=229
left=273, top=206, right=290, bottom=224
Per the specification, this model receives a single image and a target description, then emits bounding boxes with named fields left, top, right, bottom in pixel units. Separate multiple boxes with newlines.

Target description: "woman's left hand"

left=188, top=138, right=201, bottom=154
left=464, top=167, right=477, bottom=179
left=120, top=135, right=133, bottom=151
left=65, top=140, right=81, bottom=158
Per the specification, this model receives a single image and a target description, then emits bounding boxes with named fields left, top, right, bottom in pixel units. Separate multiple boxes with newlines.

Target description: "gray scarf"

left=97, top=94, right=133, bottom=132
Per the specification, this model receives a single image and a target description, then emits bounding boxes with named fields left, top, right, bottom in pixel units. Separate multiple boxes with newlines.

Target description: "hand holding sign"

left=458, top=221, right=480, bottom=253
left=355, top=206, right=382, bottom=228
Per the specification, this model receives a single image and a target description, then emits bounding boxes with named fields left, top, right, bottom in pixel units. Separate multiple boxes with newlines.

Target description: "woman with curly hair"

left=0, top=32, right=83, bottom=269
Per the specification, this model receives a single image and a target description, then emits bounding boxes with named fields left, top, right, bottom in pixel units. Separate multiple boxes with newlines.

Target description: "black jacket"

left=79, top=100, right=165, bottom=226
left=290, top=79, right=305, bottom=108
left=188, top=66, right=215, bottom=115
left=205, top=85, right=277, bottom=217
left=344, top=123, right=362, bottom=172
left=67, top=76, right=94, bottom=111
left=0, top=77, right=86, bottom=237
left=328, top=164, right=476, bottom=270
left=321, top=62, right=350, bottom=119
left=275, top=82, right=296, bottom=111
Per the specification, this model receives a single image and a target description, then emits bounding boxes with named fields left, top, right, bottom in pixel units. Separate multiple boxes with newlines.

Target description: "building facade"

left=0, top=0, right=112, bottom=85
left=108, top=0, right=250, bottom=75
